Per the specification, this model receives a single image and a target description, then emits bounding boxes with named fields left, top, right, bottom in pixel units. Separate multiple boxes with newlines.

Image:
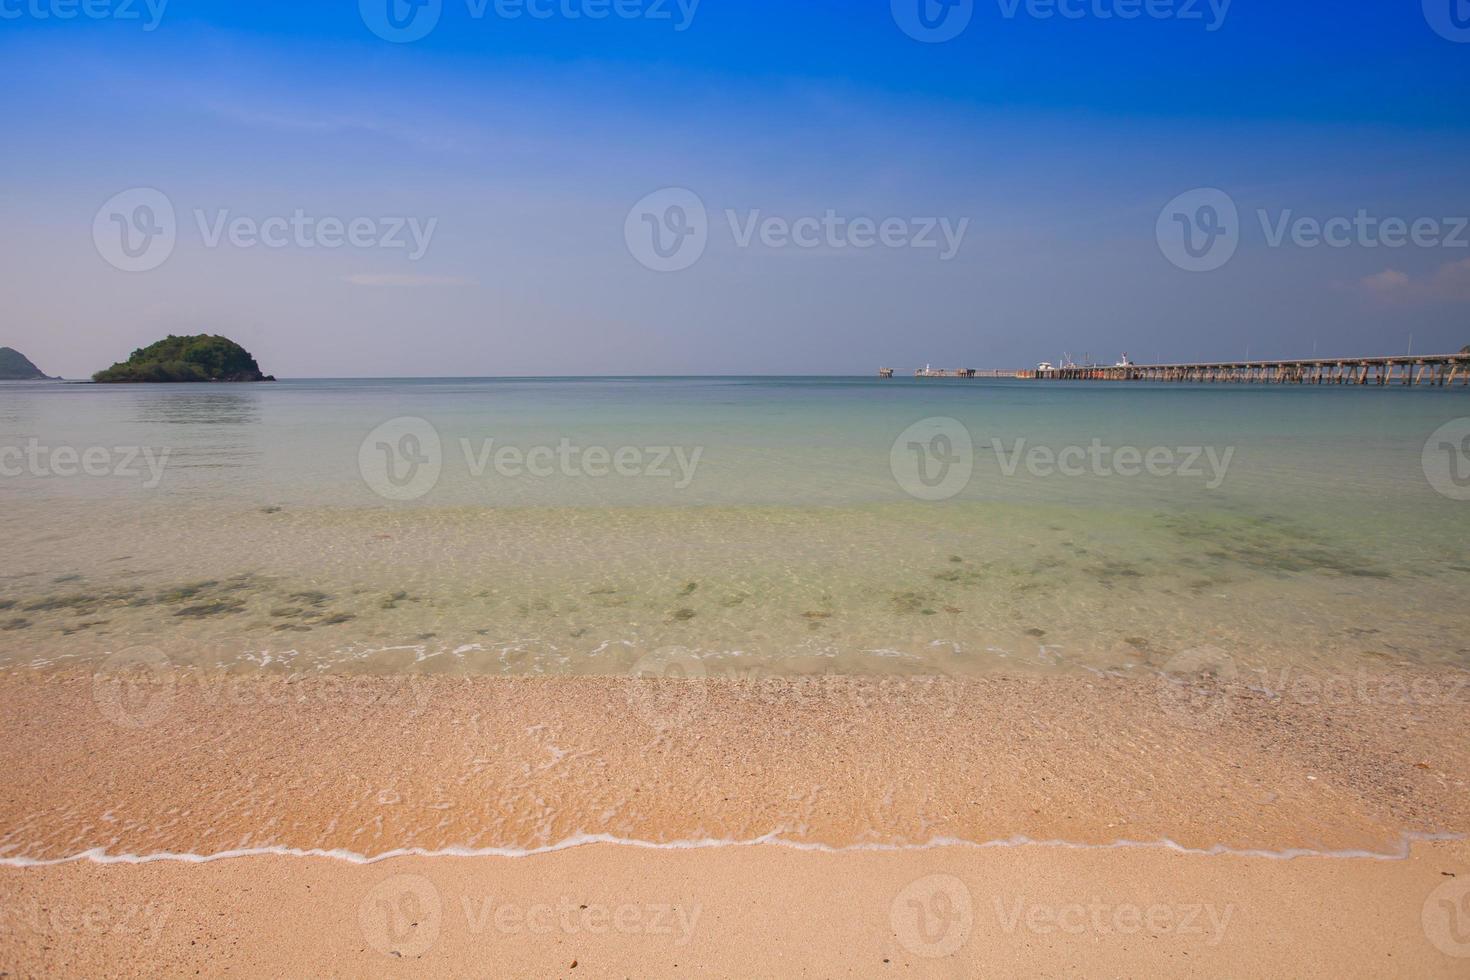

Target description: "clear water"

left=2, top=377, right=1468, bottom=677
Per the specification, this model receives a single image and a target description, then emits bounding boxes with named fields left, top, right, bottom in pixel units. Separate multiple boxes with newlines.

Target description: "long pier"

left=1031, top=354, right=1470, bottom=385
left=883, top=353, right=1470, bottom=386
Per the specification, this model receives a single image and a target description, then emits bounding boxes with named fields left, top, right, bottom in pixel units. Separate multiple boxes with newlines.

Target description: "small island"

left=0, top=347, right=56, bottom=381
left=93, top=335, right=275, bottom=383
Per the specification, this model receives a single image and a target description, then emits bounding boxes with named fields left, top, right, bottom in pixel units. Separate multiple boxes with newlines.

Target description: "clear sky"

left=3, top=0, right=1469, bottom=378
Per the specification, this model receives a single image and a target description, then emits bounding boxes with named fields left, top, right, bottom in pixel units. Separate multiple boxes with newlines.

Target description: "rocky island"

left=93, top=335, right=275, bottom=383
left=0, top=347, right=56, bottom=380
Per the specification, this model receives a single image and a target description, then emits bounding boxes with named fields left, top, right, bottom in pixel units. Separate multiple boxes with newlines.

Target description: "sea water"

left=1, top=376, right=1467, bottom=678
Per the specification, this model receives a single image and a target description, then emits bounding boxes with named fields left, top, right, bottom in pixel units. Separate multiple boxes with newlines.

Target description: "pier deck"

left=1031, top=354, right=1470, bottom=385
left=884, top=354, right=1470, bottom=386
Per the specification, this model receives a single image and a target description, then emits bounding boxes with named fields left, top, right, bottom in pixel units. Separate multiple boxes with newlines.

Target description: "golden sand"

left=2, top=666, right=1466, bottom=862
left=2, top=840, right=1469, bottom=977
left=2, top=667, right=1468, bottom=975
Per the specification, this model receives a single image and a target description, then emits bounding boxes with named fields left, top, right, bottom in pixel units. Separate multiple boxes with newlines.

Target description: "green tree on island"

left=93, top=335, right=275, bottom=383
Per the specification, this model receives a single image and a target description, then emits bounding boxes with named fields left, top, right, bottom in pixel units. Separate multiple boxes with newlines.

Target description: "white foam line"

left=1, top=830, right=1461, bottom=869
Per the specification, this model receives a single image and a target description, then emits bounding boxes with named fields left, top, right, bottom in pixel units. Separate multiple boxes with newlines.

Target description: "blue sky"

left=3, top=0, right=1469, bottom=377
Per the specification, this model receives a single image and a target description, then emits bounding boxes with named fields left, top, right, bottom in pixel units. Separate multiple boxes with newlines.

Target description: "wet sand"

left=2, top=839, right=1469, bottom=977
left=2, top=667, right=1467, bottom=860
left=2, top=667, right=1468, bottom=974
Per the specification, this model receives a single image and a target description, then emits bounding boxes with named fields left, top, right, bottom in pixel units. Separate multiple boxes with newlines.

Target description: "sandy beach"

left=2, top=666, right=1468, bottom=974
left=7, top=0, right=1470, bottom=969
left=2, top=668, right=1468, bottom=860
left=4, top=838, right=1469, bottom=976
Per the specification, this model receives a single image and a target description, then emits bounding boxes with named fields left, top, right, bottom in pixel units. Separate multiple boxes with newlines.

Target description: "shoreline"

left=8, top=828, right=1463, bottom=869
left=3, top=667, right=1467, bottom=862
left=3, top=839, right=1468, bottom=977
left=5, top=664, right=1468, bottom=972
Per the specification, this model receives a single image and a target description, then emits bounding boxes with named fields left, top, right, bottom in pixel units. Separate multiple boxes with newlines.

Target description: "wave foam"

left=1, top=830, right=1460, bottom=868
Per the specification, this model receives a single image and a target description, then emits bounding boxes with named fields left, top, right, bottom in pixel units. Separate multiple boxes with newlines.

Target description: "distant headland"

left=0, top=347, right=56, bottom=381
left=92, top=335, right=275, bottom=383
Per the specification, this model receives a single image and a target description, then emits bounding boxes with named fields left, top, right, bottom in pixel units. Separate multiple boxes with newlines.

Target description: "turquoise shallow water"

left=2, top=375, right=1468, bottom=510
left=1, top=377, right=1468, bottom=676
